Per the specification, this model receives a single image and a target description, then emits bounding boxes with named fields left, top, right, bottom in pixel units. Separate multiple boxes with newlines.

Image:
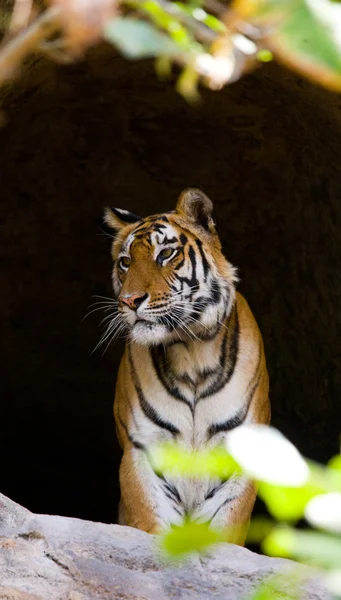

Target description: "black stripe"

left=210, top=494, right=240, bottom=521
left=225, top=309, right=239, bottom=380
left=198, top=307, right=239, bottom=401
left=205, top=482, right=225, bottom=500
left=164, top=482, right=182, bottom=503
left=117, top=414, right=145, bottom=451
left=207, top=405, right=247, bottom=439
left=156, top=473, right=182, bottom=504
left=150, top=347, right=194, bottom=415
left=174, top=256, right=185, bottom=271
left=207, top=341, right=263, bottom=439
left=174, top=244, right=198, bottom=289
left=164, top=495, right=183, bottom=515
left=210, top=281, right=221, bottom=304
left=129, top=349, right=180, bottom=435
left=195, top=239, right=210, bottom=279
left=152, top=223, right=167, bottom=234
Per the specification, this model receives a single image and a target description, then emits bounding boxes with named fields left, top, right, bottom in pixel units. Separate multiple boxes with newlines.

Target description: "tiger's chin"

left=129, top=321, right=171, bottom=346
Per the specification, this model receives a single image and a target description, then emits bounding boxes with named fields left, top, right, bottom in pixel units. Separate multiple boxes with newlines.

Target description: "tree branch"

left=0, top=5, right=61, bottom=86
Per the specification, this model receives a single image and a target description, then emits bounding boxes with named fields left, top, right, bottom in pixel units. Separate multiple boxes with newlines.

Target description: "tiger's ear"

left=176, top=188, right=214, bottom=232
left=104, top=207, right=141, bottom=231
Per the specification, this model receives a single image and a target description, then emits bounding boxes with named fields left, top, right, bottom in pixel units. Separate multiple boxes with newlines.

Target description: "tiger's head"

left=104, top=188, right=237, bottom=346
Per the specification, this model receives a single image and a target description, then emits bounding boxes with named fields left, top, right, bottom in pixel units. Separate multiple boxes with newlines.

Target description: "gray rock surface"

left=0, top=493, right=329, bottom=599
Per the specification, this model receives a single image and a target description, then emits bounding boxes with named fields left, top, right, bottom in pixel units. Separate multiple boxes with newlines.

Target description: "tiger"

left=103, top=187, right=270, bottom=545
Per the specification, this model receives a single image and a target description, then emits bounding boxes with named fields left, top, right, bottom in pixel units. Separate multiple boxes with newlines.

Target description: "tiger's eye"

left=119, top=256, right=131, bottom=268
left=160, top=248, right=173, bottom=259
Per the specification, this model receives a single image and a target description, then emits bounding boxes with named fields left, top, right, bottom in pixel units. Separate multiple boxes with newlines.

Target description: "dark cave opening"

left=1, top=45, right=341, bottom=526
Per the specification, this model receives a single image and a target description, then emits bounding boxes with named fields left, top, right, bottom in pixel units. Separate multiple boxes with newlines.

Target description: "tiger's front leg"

left=190, top=477, right=257, bottom=546
left=210, top=481, right=257, bottom=546
left=118, top=447, right=183, bottom=534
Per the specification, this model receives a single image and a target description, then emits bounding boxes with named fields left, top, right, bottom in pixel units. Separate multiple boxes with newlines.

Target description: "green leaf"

left=174, top=3, right=226, bottom=32
left=149, top=443, right=239, bottom=478
left=257, top=49, right=273, bottom=62
left=263, top=527, right=341, bottom=568
left=257, top=480, right=323, bottom=521
left=248, top=571, right=303, bottom=600
left=328, top=454, right=341, bottom=472
left=176, top=65, right=201, bottom=103
left=272, top=0, right=341, bottom=90
left=160, top=520, right=224, bottom=557
left=256, top=459, right=341, bottom=521
left=234, top=0, right=341, bottom=91
left=103, top=18, right=182, bottom=59
left=140, top=0, right=193, bottom=49
left=155, top=55, right=172, bottom=79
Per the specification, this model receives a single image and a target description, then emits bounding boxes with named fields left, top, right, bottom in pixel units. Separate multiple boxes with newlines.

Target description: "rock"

left=0, top=493, right=330, bottom=600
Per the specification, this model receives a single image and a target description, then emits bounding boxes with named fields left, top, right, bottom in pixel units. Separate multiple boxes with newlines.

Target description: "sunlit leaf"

left=155, top=55, right=172, bottom=79
left=309, top=460, right=341, bottom=493
left=103, top=17, right=182, bottom=59
left=305, top=492, right=341, bottom=533
left=226, top=425, right=310, bottom=486
left=160, top=520, right=224, bottom=558
left=263, top=527, right=341, bottom=568
left=257, top=459, right=341, bottom=521
left=125, top=0, right=204, bottom=54
left=149, top=443, right=239, bottom=478
left=175, top=3, right=226, bottom=32
left=176, top=64, right=200, bottom=101
left=258, top=480, right=323, bottom=521
left=257, top=49, right=273, bottom=62
left=247, top=571, right=304, bottom=600
left=232, top=0, right=341, bottom=91
left=268, top=0, right=341, bottom=91
left=328, top=454, right=341, bottom=472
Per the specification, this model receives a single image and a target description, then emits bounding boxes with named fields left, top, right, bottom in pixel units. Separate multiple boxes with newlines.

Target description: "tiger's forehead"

left=122, top=216, right=180, bottom=253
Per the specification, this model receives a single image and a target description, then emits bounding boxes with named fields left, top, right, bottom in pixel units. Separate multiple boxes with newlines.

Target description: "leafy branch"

left=150, top=425, right=341, bottom=598
left=0, top=0, right=341, bottom=99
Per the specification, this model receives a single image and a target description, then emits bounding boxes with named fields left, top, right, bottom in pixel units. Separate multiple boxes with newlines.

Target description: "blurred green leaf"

left=233, top=0, right=341, bottom=91
left=160, top=520, right=224, bottom=557
left=225, top=425, right=310, bottom=486
left=141, top=0, right=194, bottom=49
left=248, top=572, right=302, bottom=600
left=176, top=64, right=201, bottom=102
left=155, top=55, right=172, bottom=79
left=257, top=49, right=273, bottom=62
left=103, top=17, right=182, bottom=59
left=149, top=443, right=239, bottom=478
left=305, top=492, right=341, bottom=533
left=175, top=3, right=226, bottom=32
left=258, top=480, right=323, bottom=521
left=263, top=527, right=341, bottom=568
left=271, top=0, right=341, bottom=91
left=328, top=454, right=341, bottom=472
left=257, top=460, right=341, bottom=521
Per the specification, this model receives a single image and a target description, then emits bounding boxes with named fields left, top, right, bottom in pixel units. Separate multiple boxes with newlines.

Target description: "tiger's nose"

left=119, top=293, right=148, bottom=311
